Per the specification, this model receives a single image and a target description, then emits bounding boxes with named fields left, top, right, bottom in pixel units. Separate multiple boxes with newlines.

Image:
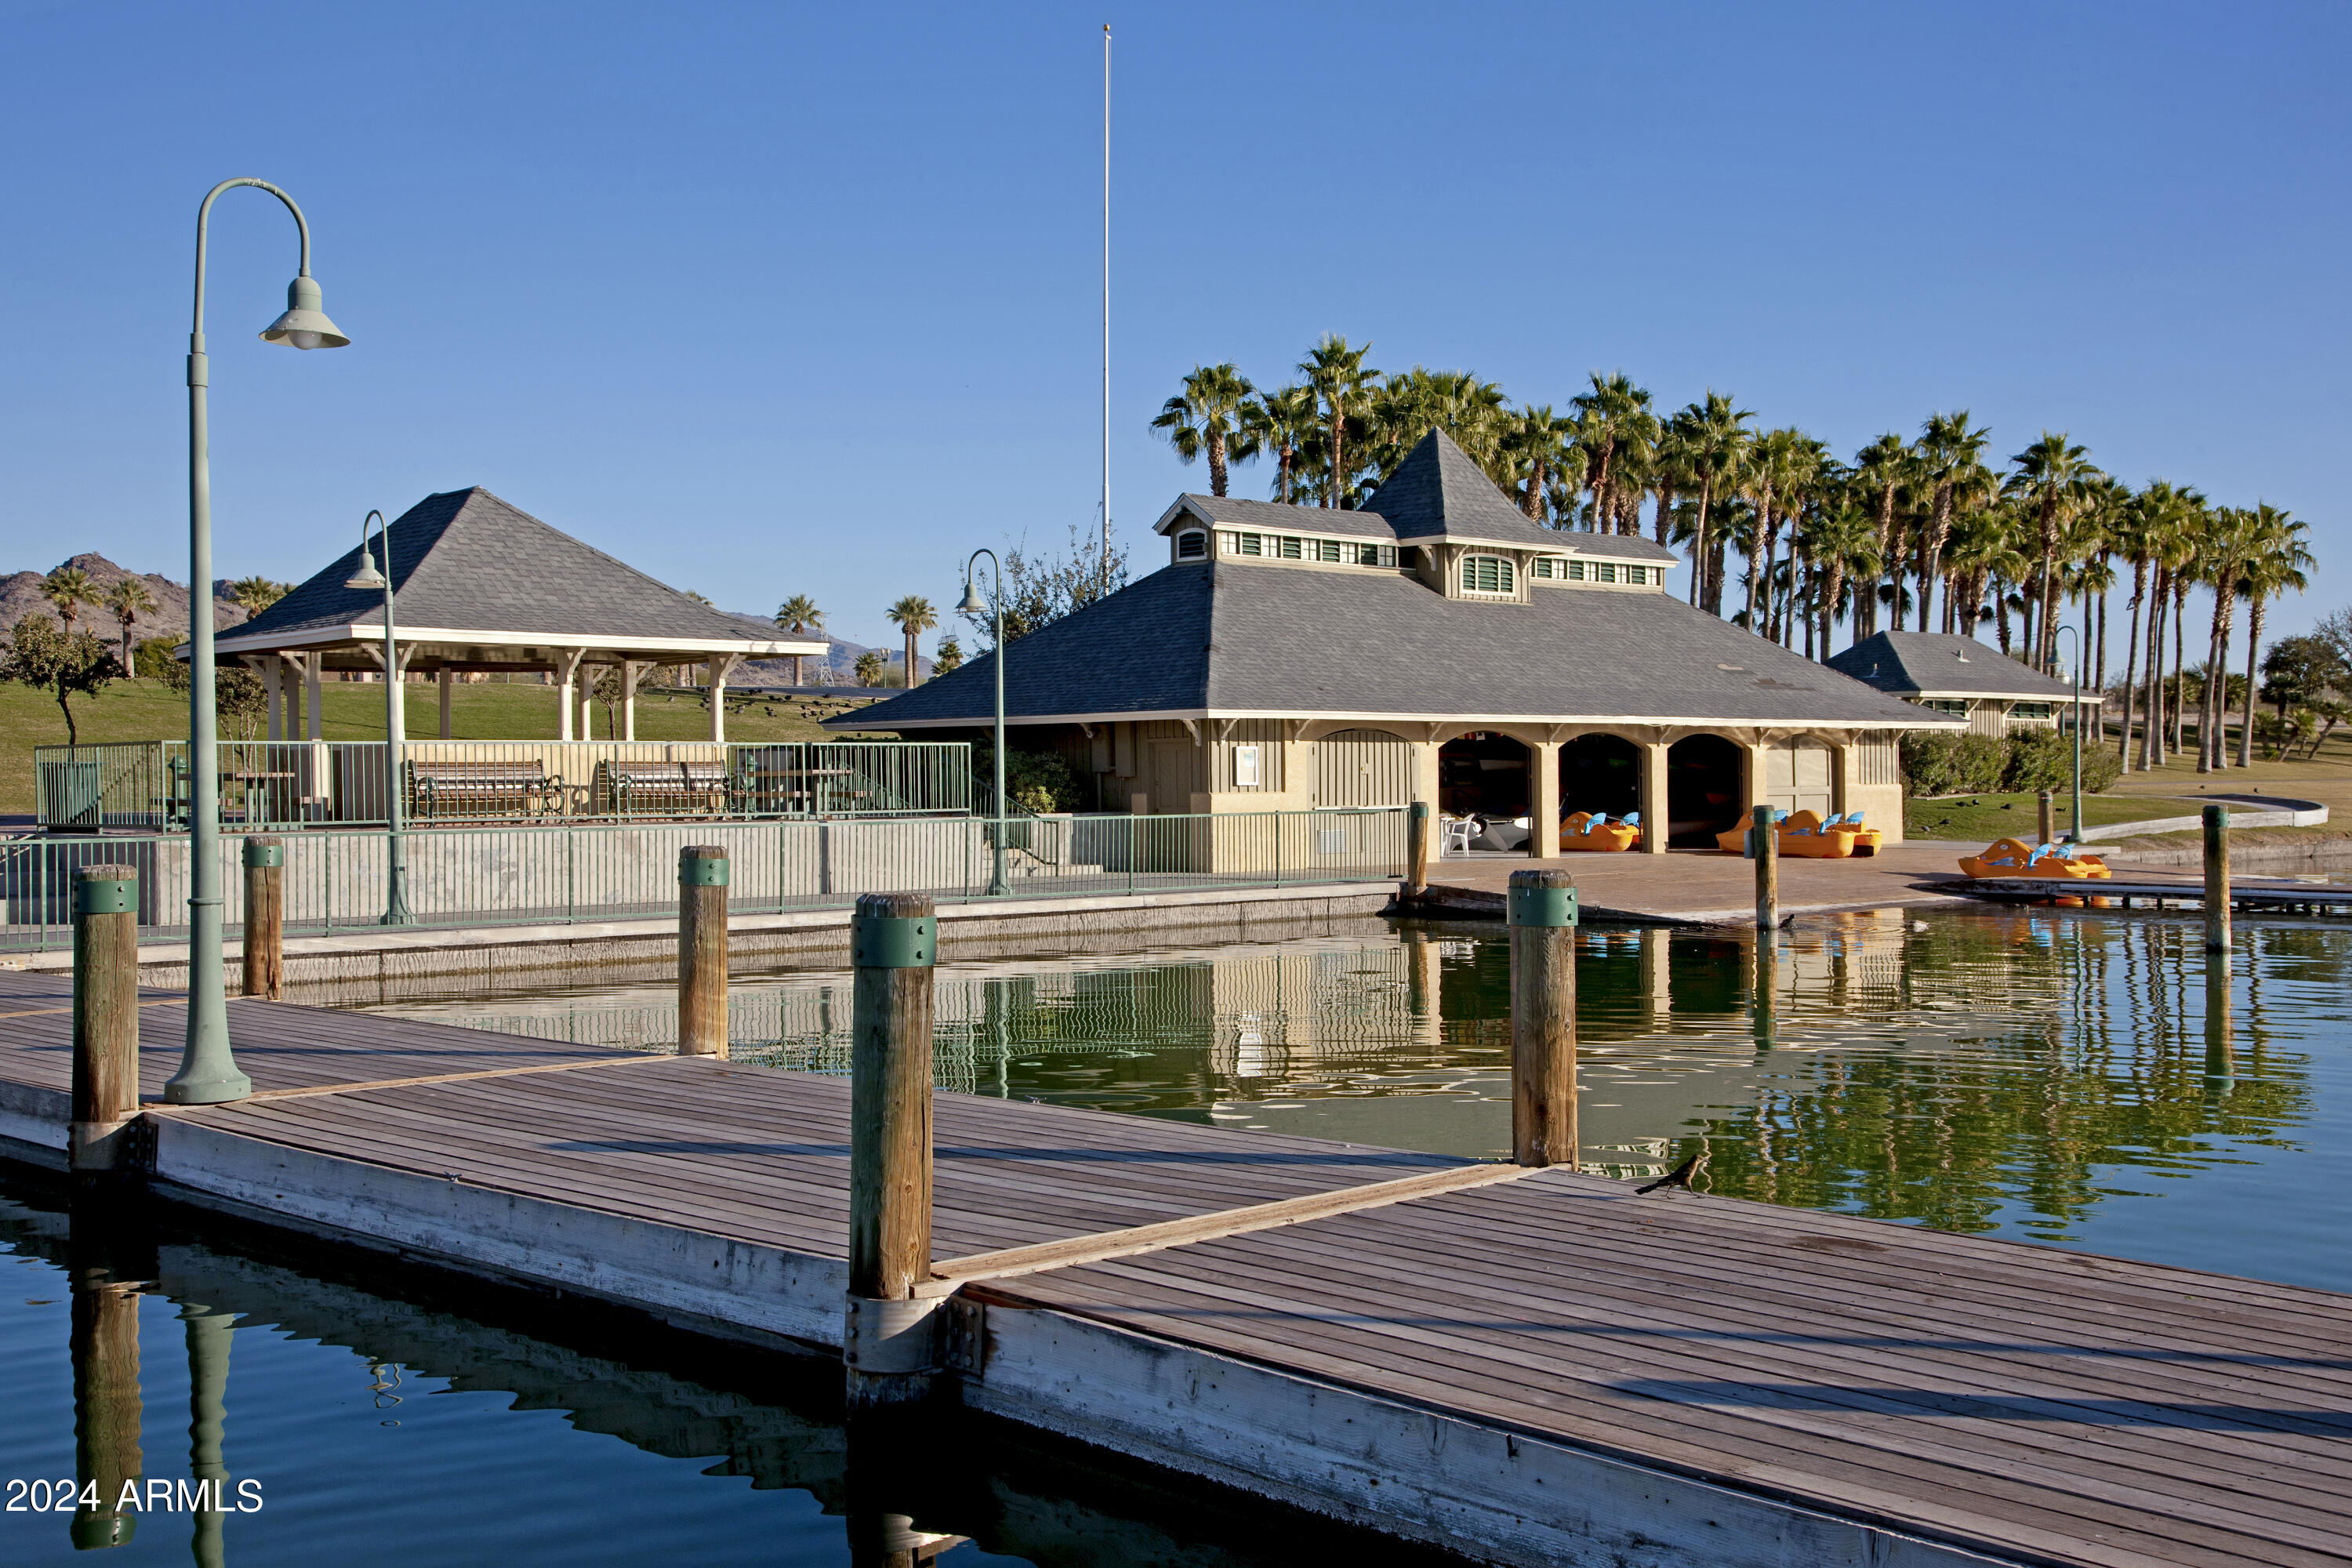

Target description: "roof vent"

left=1716, top=663, right=1745, bottom=672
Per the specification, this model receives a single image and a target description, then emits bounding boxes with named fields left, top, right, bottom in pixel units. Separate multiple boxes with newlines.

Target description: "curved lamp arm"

left=194, top=178, right=315, bottom=332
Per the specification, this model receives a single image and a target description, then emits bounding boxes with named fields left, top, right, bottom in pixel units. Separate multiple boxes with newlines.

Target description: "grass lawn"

left=1904, top=791, right=2204, bottom=843
left=0, top=678, right=893, bottom=815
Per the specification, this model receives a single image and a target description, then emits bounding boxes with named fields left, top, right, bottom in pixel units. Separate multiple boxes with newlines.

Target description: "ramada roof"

left=833, top=561, right=1958, bottom=732
left=1829, top=632, right=2088, bottom=702
left=217, top=487, right=822, bottom=665
left=1156, top=430, right=1676, bottom=563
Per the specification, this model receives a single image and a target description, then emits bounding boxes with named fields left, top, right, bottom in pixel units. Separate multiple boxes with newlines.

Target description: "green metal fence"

left=0, top=806, right=1406, bottom=953
left=29, top=739, right=973, bottom=829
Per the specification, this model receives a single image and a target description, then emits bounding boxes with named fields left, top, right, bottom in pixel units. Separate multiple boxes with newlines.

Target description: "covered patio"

left=215, top=487, right=824, bottom=745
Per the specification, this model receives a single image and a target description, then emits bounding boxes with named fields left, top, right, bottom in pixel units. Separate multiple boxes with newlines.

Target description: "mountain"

left=0, top=553, right=245, bottom=657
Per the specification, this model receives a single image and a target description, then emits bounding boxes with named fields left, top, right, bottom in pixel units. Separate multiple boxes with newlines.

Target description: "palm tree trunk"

left=2141, top=569, right=2166, bottom=768
left=1208, top=430, right=1229, bottom=498
left=2198, top=593, right=2223, bottom=773
left=1690, top=479, right=1713, bottom=608
left=2240, top=598, right=2264, bottom=767
left=1653, top=481, right=1675, bottom=547
left=1819, top=561, right=1842, bottom=660
left=2169, top=579, right=2188, bottom=757
left=1865, top=483, right=1898, bottom=641
left=1918, top=485, right=1953, bottom=632
left=2118, top=568, right=2144, bottom=768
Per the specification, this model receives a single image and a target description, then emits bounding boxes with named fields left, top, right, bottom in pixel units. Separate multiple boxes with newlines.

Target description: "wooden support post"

left=1753, top=804, right=1780, bottom=931
left=2203, top=944, right=2234, bottom=1083
left=677, top=847, right=730, bottom=1057
left=1530, top=743, right=1561, bottom=858
left=70, top=866, right=140, bottom=1177
left=2204, top=804, right=2230, bottom=952
left=1507, top=869, right=1577, bottom=1169
left=241, top=837, right=283, bottom=1000
left=2038, top=789, right=2054, bottom=846
left=846, top=892, right=941, bottom=1406
left=437, top=666, right=454, bottom=739
left=1405, top=800, right=1432, bottom=904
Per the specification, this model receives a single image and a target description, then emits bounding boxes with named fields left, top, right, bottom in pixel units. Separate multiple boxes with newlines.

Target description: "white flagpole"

left=1101, top=23, right=1112, bottom=593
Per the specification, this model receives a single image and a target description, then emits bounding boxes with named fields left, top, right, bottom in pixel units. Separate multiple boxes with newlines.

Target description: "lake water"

left=5, top=903, right=2346, bottom=1564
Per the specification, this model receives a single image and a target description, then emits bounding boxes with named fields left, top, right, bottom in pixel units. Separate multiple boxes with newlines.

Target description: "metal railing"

left=28, top=739, right=972, bottom=829
left=0, top=806, right=1406, bottom=952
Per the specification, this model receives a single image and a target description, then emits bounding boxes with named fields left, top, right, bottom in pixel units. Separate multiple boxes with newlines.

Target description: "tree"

left=933, top=636, right=964, bottom=674
left=1240, top=384, right=1318, bottom=504
left=42, top=566, right=96, bottom=633
left=1, top=613, right=123, bottom=750
left=1299, top=335, right=1377, bottom=508
left=228, top=575, right=290, bottom=620
left=962, top=524, right=1131, bottom=647
left=1848, top=435, right=1913, bottom=641
left=2003, top=431, right=2098, bottom=670
left=1912, top=411, right=1992, bottom=632
left=1798, top=503, right=1880, bottom=660
left=2195, top=507, right=2258, bottom=771
left=100, top=577, right=158, bottom=670
left=216, top=666, right=270, bottom=743
left=853, top=649, right=886, bottom=687
left=1570, top=372, right=1659, bottom=535
left=775, top=595, right=824, bottom=686
left=2262, top=633, right=2343, bottom=718
left=885, top=594, right=938, bottom=687
left=1504, top=405, right=1574, bottom=521
left=2237, top=506, right=2313, bottom=766
left=1665, top=392, right=1753, bottom=613
left=1150, top=363, right=1259, bottom=497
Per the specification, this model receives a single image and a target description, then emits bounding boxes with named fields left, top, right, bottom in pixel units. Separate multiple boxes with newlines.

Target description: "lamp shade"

left=956, top=582, right=987, bottom=614
left=345, top=548, right=387, bottom=591
left=261, top=274, right=350, bottom=350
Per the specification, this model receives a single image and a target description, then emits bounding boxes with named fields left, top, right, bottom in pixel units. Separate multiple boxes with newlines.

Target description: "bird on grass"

left=1635, top=1150, right=1708, bottom=1195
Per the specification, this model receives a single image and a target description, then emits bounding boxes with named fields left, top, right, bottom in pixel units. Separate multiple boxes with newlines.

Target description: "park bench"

left=407, top=759, right=562, bottom=821
left=593, top=760, right=730, bottom=818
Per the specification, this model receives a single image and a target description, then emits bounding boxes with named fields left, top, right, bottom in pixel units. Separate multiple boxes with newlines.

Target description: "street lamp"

left=346, top=510, right=414, bottom=924
left=956, top=550, right=1009, bottom=896
left=2055, top=623, right=2085, bottom=844
left=165, top=178, right=350, bottom=1107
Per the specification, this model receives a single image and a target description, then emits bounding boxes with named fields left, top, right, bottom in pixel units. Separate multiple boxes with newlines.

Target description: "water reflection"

left=1, top=1178, right=1457, bottom=1567
left=354, top=907, right=2351, bottom=1288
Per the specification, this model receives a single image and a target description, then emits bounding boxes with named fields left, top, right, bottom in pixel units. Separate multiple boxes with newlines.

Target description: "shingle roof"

left=835, top=561, right=1954, bottom=730
left=1828, top=632, right=2082, bottom=700
left=225, top=488, right=769, bottom=644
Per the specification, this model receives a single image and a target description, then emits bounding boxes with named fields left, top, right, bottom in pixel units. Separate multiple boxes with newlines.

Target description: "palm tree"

left=2194, top=508, right=2258, bottom=771
left=100, top=577, right=158, bottom=670
left=1240, top=384, right=1318, bottom=504
left=775, top=594, right=824, bottom=685
left=2235, top=506, right=2311, bottom=767
left=1939, top=503, right=2025, bottom=644
left=854, top=649, right=886, bottom=688
left=1150, top=363, right=1259, bottom=497
left=1849, top=435, right=1912, bottom=641
left=42, top=566, right=96, bottom=632
left=1300, top=335, right=1377, bottom=508
left=1911, top=412, right=1992, bottom=632
left=885, top=594, right=938, bottom=688
left=1570, top=372, right=1660, bottom=535
left=228, top=575, right=288, bottom=620
left=1798, top=503, right=1879, bottom=659
left=1740, top=427, right=1806, bottom=633
left=1504, top=405, right=1574, bottom=521
left=2004, top=432, right=2099, bottom=670
left=1666, top=393, right=1753, bottom=612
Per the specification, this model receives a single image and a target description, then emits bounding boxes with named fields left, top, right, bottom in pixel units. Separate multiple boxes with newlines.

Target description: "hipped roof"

left=830, top=560, right=1958, bottom=731
left=1828, top=632, right=2089, bottom=702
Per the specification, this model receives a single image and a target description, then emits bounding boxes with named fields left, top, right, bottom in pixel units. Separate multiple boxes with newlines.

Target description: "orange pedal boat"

left=1559, top=810, right=1642, bottom=851
left=1958, top=837, right=2114, bottom=880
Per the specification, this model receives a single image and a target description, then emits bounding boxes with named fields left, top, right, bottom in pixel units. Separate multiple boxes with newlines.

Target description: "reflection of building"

left=838, top=430, right=1955, bottom=848
left=1830, top=630, right=2095, bottom=736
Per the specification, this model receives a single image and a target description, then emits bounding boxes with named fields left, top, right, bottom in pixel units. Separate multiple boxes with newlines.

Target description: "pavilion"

left=215, top=488, right=823, bottom=742
left=833, top=430, right=1960, bottom=852
left=1828, top=630, right=2097, bottom=736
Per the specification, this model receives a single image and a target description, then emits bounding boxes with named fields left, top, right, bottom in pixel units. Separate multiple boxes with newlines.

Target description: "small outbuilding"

left=216, top=488, right=824, bottom=742
left=835, top=430, right=1958, bottom=851
left=1828, top=631, right=2097, bottom=738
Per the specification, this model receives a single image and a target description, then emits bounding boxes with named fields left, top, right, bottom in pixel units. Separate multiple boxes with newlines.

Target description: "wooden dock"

left=6, top=969, right=2351, bottom=1568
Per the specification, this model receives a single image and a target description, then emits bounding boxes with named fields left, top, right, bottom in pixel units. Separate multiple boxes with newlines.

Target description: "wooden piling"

left=241, top=836, right=283, bottom=1000
left=2038, top=789, right=2054, bottom=846
left=1753, top=804, right=1780, bottom=931
left=677, top=847, right=730, bottom=1057
left=67, top=1254, right=143, bottom=1549
left=2204, top=805, right=2230, bottom=952
left=847, top=891, right=940, bottom=1406
left=70, top=866, right=140, bottom=1177
left=1405, top=800, right=1432, bottom=903
left=1506, top=869, right=1577, bottom=1169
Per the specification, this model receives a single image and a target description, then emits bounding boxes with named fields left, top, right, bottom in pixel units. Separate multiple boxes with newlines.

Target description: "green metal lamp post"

left=165, top=178, right=350, bottom=1107
left=345, top=510, right=414, bottom=924
left=957, top=550, right=1009, bottom=897
left=2055, top=623, right=2085, bottom=844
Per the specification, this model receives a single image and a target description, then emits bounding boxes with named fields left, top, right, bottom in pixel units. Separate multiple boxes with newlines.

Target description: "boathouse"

left=214, top=487, right=826, bottom=744
left=835, top=431, right=1958, bottom=851
left=1828, top=630, right=2098, bottom=736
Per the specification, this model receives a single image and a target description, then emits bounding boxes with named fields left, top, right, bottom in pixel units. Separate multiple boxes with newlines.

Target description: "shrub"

left=1900, top=731, right=2005, bottom=797
left=134, top=634, right=182, bottom=681
left=1999, top=728, right=2122, bottom=794
left=978, top=748, right=1081, bottom=814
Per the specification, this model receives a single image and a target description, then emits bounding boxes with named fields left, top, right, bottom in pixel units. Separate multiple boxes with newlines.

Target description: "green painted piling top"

left=74, top=866, right=137, bottom=916
left=1507, top=868, right=1578, bottom=927
left=244, top=837, right=284, bottom=868
left=679, top=845, right=730, bottom=885
left=851, top=891, right=938, bottom=967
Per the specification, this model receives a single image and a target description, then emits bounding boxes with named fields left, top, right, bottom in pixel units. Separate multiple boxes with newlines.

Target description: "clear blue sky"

left=3, top=1, right=2344, bottom=650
